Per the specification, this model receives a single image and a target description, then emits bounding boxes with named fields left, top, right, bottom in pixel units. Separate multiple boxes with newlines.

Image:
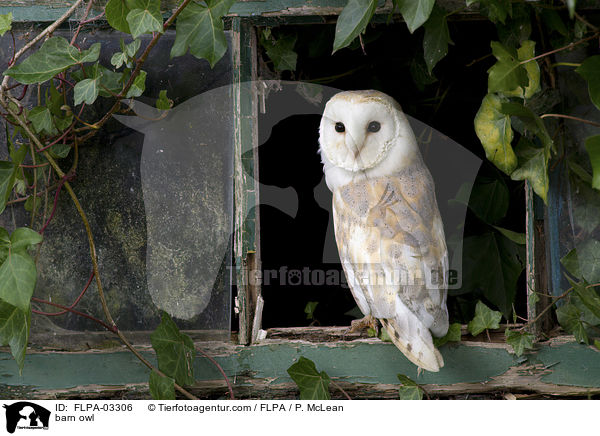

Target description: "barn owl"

left=319, top=90, right=449, bottom=372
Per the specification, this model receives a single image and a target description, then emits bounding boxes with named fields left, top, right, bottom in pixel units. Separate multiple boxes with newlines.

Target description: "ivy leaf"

left=487, top=41, right=528, bottom=94
left=505, top=329, right=534, bottom=356
left=106, top=0, right=133, bottom=33
left=156, top=90, right=173, bottom=110
left=556, top=302, right=589, bottom=344
left=503, top=40, right=540, bottom=99
left=578, top=239, right=600, bottom=285
left=287, top=356, right=331, bottom=400
left=576, top=56, right=600, bottom=111
left=74, top=77, right=100, bottom=106
left=468, top=301, right=503, bottom=336
left=492, top=226, right=526, bottom=244
left=397, top=374, right=423, bottom=400
left=126, top=0, right=163, bottom=40
left=423, top=5, right=452, bottom=74
left=304, top=301, right=318, bottom=320
left=10, top=228, right=43, bottom=251
left=0, top=12, right=12, bottom=36
left=500, top=102, right=553, bottom=151
left=4, top=37, right=100, bottom=84
left=125, top=70, right=147, bottom=98
left=561, top=248, right=581, bottom=278
left=566, top=0, right=577, bottom=19
left=0, top=301, right=30, bottom=373
left=477, top=0, right=512, bottom=24
left=150, top=312, right=195, bottom=386
left=496, top=3, right=531, bottom=49
left=149, top=370, right=176, bottom=400
left=261, top=32, right=298, bottom=72
left=568, top=277, right=600, bottom=321
left=0, top=250, right=38, bottom=311
left=171, top=0, right=236, bottom=67
left=27, top=106, right=56, bottom=136
left=585, top=135, right=600, bottom=191
left=433, top=322, right=461, bottom=347
left=510, top=137, right=550, bottom=204
left=111, top=51, right=128, bottom=69
left=332, top=0, right=377, bottom=53
left=467, top=176, right=509, bottom=224
left=394, top=0, right=435, bottom=34
left=474, top=93, right=517, bottom=175
left=571, top=178, right=600, bottom=235
left=541, top=9, right=568, bottom=36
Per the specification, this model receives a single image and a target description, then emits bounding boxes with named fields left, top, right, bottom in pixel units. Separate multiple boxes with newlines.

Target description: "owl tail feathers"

left=380, top=318, right=444, bottom=372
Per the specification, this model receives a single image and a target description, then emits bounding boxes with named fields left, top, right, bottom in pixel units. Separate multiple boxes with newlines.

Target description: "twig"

left=540, top=113, right=600, bottom=128
left=329, top=380, right=352, bottom=400
left=32, top=270, right=94, bottom=316
left=196, top=347, right=235, bottom=400
left=70, top=0, right=95, bottom=45
left=519, top=32, right=600, bottom=65
left=31, top=297, right=115, bottom=332
left=519, top=287, right=575, bottom=331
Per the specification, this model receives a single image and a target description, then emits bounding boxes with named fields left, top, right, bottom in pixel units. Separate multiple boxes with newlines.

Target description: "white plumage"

left=319, top=90, right=449, bottom=372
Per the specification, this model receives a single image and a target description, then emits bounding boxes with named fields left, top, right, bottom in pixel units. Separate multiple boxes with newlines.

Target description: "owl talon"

left=344, top=315, right=378, bottom=339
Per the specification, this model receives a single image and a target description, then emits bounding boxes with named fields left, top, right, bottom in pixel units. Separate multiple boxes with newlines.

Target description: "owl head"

left=319, top=90, right=420, bottom=186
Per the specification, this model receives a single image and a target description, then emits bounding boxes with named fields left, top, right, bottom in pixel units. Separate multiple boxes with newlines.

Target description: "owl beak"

left=346, top=130, right=366, bottom=160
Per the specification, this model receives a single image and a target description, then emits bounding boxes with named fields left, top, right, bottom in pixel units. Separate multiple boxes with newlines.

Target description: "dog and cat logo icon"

left=2, top=402, right=50, bottom=433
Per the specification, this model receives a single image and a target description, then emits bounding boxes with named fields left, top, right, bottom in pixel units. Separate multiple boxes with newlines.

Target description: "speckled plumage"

left=319, top=90, right=448, bottom=372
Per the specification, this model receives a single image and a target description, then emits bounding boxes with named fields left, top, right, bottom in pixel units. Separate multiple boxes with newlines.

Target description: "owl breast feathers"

left=319, top=90, right=449, bottom=372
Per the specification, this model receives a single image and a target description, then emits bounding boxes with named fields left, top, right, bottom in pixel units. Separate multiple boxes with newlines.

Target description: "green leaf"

left=397, top=374, right=423, bottom=399
left=478, top=0, right=512, bottom=24
left=49, top=143, right=72, bottom=159
left=492, top=226, right=526, bottom=244
left=561, top=248, right=581, bottom=278
left=468, top=176, right=509, bottom=224
left=150, top=312, right=195, bottom=386
left=568, top=159, right=593, bottom=185
left=468, top=301, right=503, bottom=336
left=433, top=322, right=461, bottom=347
left=566, top=0, right=576, bottom=19
left=510, top=137, right=550, bottom=204
left=499, top=102, right=553, bottom=151
left=571, top=178, right=600, bottom=235
left=556, top=302, right=589, bottom=344
left=487, top=41, right=528, bottom=94
left=0, top=162, right=16, bottom=214
left=503, top=40, right=540, bottom=99
left=0, top=12, right=12, bottom=36
left=568, top=277, right=600, bottom=321
left=585, top=135, right=600, bottom=191
left=0, top=250, right=38, bottom=311
left=0, top=301, right=30, bottom=373
left=578, top=239, right=600, bottom=285
left=125, top=39, right=141, bottom=57
left=410, top=55, right=437, bottom=90
left=171, top=0, right=236, bottom=67
left=304, top=301, right=318, bottom=320
left=594, top=339, right=600, bottom=350
left=333, top=0, right=378, bottom=52
left=505, top=328, right=534, bottom=356
left=111, top=51, right=128, bottom=69
left=398, top=386, right=423, bottom=400
left=541, top=9, right=568, bottom=36
left=261, top=31, right=298, bottom=72
left=287, top=356, right=331, bottom=400
left=125, top=70, right=147, bottom=98
left=423, top=5, right=452, bottom=74
left=156, top=90, right=173, bottom=110
left=10, top=227, right=42, bottom=251
left=149, top=370, right=176, bottom=400
left=394, top=0, right=435, bottom=33
left=4, top=37, right=100, bottom=84
left=576, top=56, right=600, bottom=111
left=474, top=93, right=517, bottom=175
left=74, top=77, right=101, bottom=106
left=496, top=3, right=531, bottom=49
left=126, top=0, right=163, bottom=40
left=106, top=0, right=132, bottom=34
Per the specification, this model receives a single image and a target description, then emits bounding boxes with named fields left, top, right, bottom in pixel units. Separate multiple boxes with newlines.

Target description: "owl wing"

left=333, top=165, right=448, bottom=371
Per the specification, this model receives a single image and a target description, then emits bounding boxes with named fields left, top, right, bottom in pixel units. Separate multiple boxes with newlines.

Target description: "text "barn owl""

left=319, top=90, right=449, bottom=372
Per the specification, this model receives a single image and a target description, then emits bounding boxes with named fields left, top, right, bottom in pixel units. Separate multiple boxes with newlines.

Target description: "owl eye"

left=335, top=122, right=345, bottom=133
left=368, top=121, right=381, bottom=133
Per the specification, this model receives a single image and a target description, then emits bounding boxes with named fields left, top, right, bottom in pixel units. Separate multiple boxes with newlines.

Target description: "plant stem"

left=196, top=347, right=235, bottom=400
left=550, top=62, right=581, bottom=68
left=520, top=32, right=599, bottom=65
left=329, top=380, right=352, bottom=400
left=31, top=297, right=115, bottom=332
left=520, top=287, right=574, bottom=331
left=540, top=113, right=600, bottom=128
